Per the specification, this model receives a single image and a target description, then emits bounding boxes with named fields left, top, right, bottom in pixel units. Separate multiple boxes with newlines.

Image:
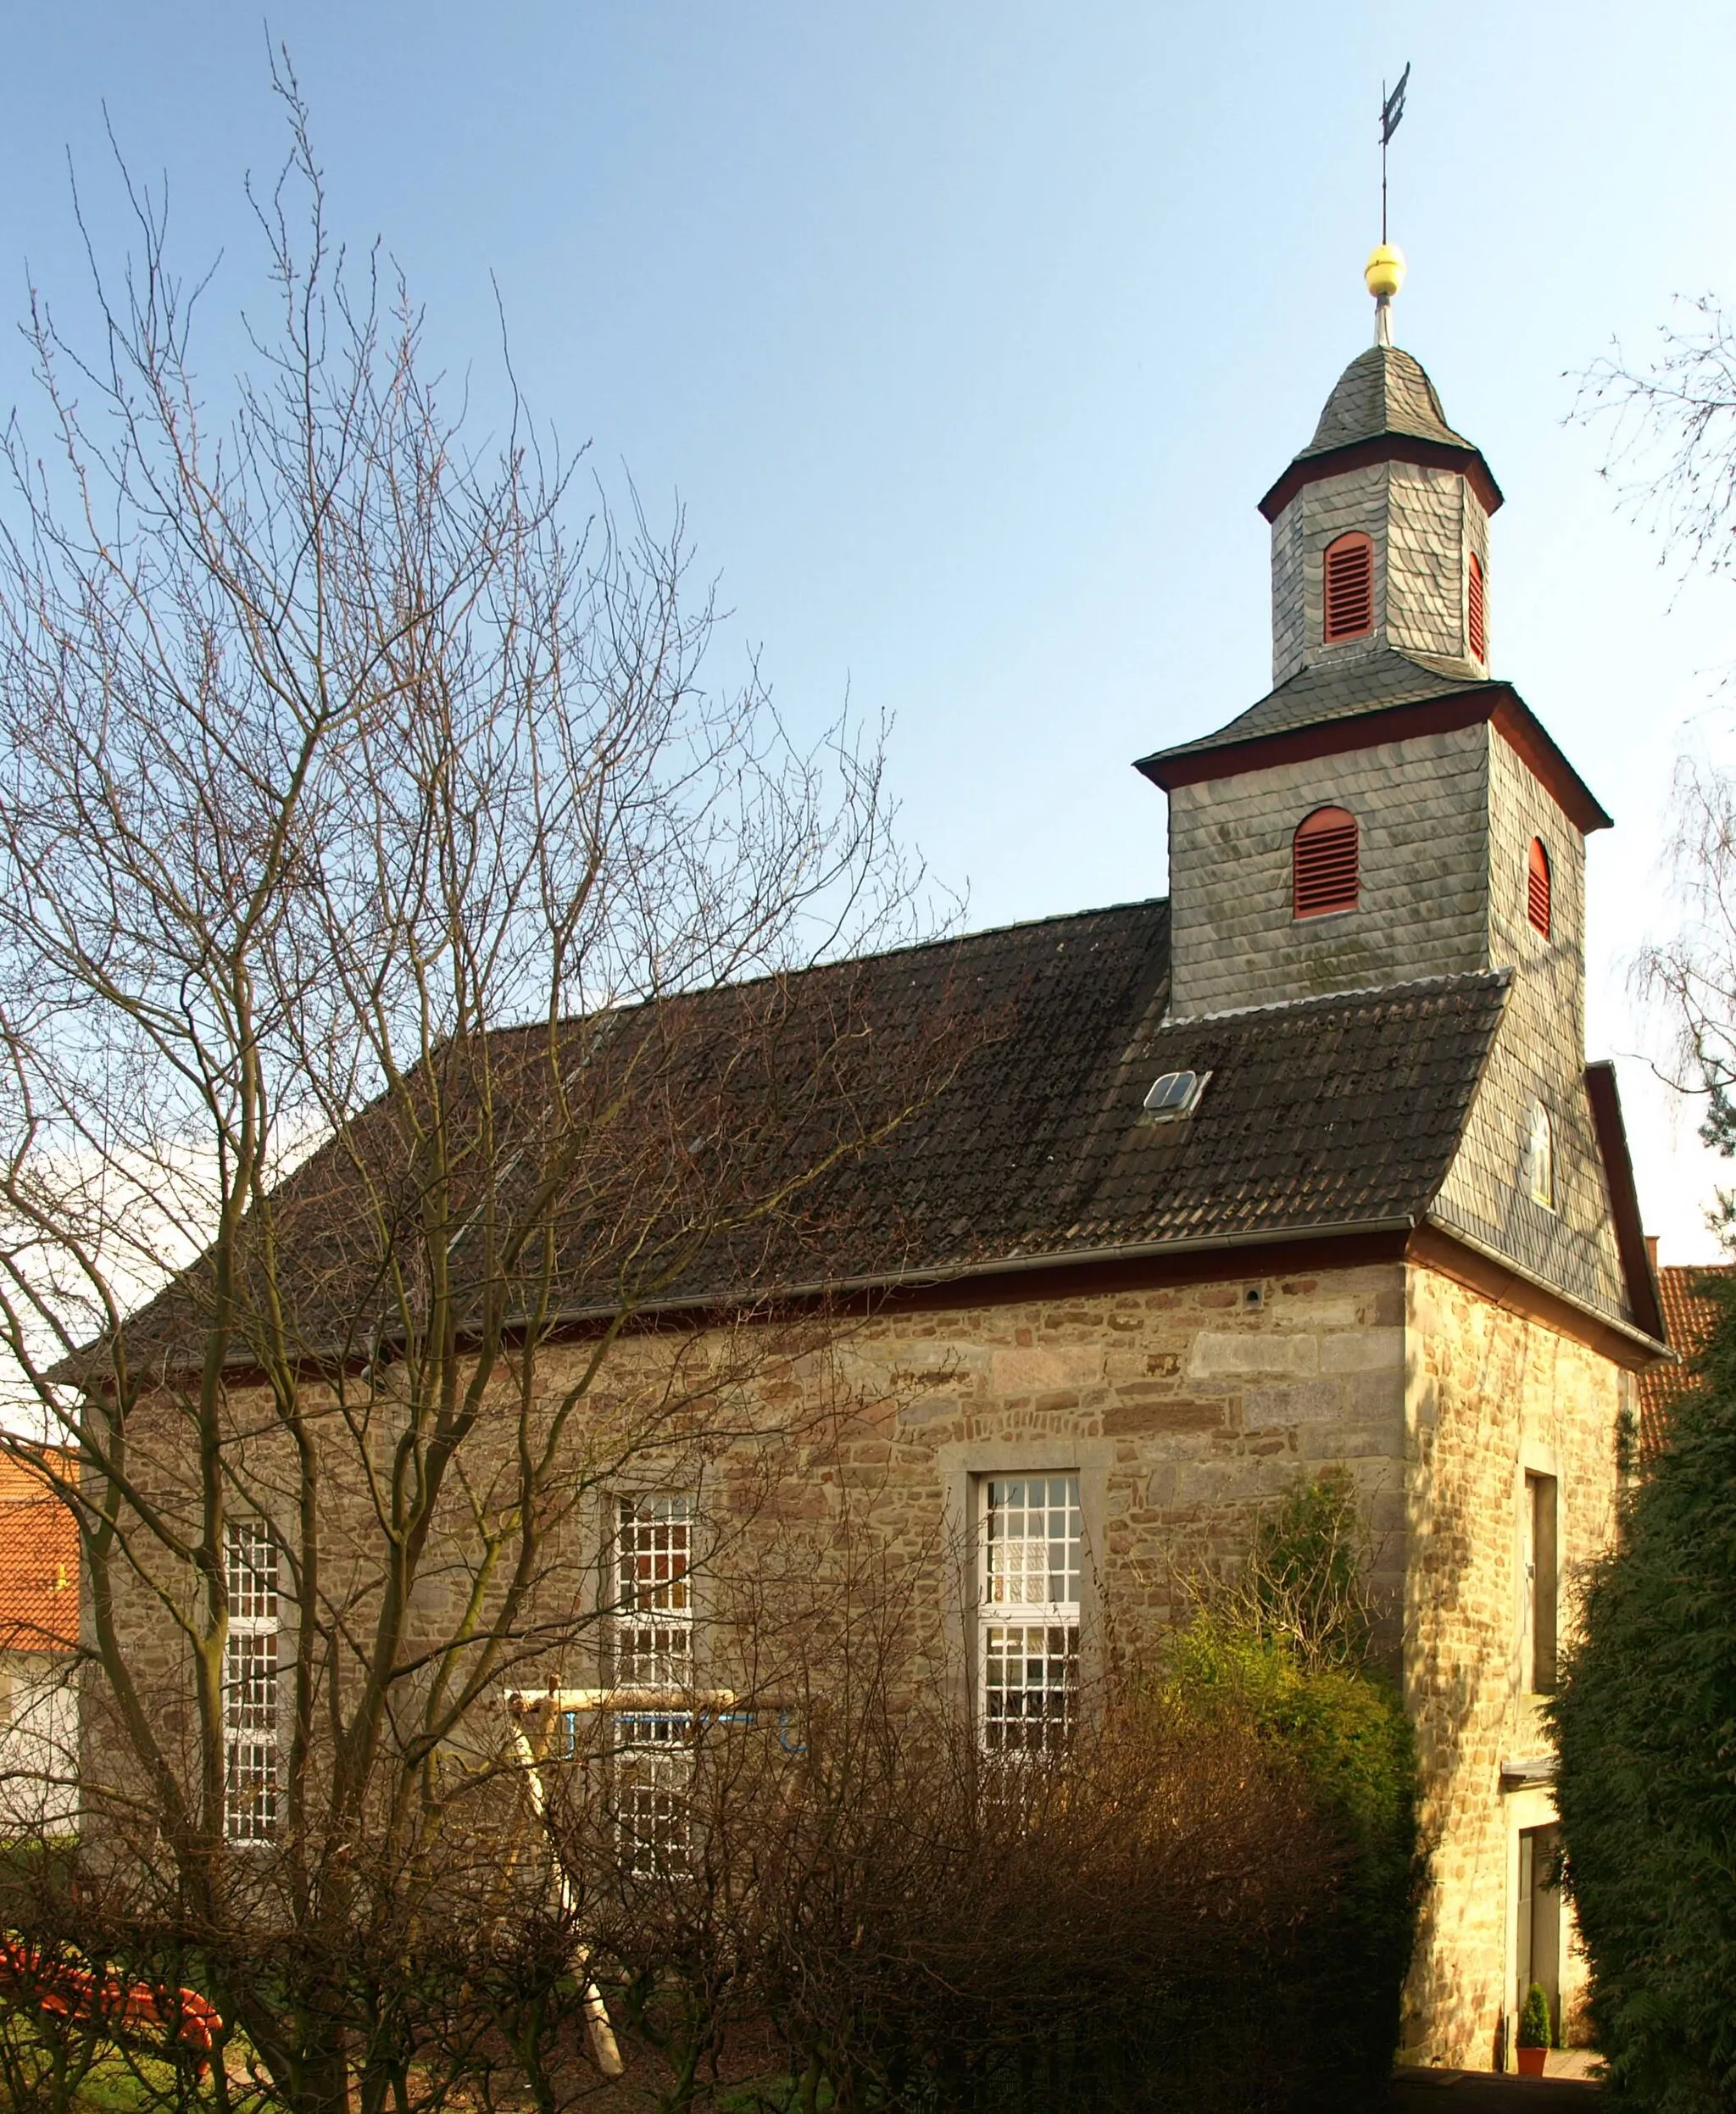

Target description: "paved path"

left=1390, top=2065, right=1600, bottom=2109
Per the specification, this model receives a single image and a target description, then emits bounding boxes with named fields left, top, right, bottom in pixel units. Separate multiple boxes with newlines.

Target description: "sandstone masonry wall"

left=815, top=1262, right=1412, bottom=1668
left=87, top=1248, right=1638, bottom=2078
left=86, top=1265, right=1416, bottom=1817
left=1401, top=1260, right=1625, bottom=2067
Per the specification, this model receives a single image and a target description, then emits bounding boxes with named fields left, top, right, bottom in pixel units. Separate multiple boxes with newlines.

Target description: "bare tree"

left=1581, top=303, right=1736, bottom=1230
left=0, top=64, right=978, bottom=2114
left=1579, top=298, right=1736, bottom=581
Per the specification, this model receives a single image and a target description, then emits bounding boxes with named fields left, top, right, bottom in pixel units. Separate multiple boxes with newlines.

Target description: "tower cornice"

left=1135, top=681, right=1611, bottom=836
left=1258, top=431, right=1504, bottom=524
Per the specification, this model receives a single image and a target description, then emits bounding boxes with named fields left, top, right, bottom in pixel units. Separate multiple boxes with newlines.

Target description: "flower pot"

left=1516, top=2045, right=1548, bottom=2077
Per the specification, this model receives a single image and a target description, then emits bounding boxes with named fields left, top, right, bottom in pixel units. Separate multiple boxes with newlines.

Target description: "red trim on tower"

left=1136, top=687, right=1613, bottom=836
left=1259, top=433, right=1505, bottom=524
left=1583, top=1061, right=1667, bottom=1345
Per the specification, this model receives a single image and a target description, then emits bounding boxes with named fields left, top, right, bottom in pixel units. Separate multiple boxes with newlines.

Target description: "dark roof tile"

left=104, top=903, right=1511, bottom=1364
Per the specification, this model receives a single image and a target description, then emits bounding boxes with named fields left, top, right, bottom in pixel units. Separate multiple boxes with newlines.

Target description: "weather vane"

left=1380, top=63, right=1410, bottom=243
left=1367, top=62, right=1410, bottom=347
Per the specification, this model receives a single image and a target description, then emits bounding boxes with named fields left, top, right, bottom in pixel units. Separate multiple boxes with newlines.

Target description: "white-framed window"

left=978, top=1475, right=1082, bottom=1756
left=611, top=1494, right=696, bottom=1873
left=1524, top=1101, right=1554, bottom=1210
left=224, top=1521, right=279, bottom=1844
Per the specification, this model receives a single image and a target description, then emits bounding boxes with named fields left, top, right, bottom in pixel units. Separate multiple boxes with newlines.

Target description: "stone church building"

left=742, top=312, right=1665, bottom=2066
left=85, top=290, right=1667, bottom=2080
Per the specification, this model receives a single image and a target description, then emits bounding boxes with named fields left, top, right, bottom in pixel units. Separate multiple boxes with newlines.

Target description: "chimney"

left=1644, top=1233, right=1660, bottom=1277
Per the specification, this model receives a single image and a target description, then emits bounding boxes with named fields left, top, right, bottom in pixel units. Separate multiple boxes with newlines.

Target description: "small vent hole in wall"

left=1294, top=806, right=1360, bottom=918
left=1243, top=1285, right=1265, bottom=1310
left=1323, top=533, right=1374, bottom=643
left=1527, top=838, right=1551, bottom=939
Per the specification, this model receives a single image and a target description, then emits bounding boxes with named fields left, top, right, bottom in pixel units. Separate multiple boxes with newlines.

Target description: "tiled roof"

left=1140, top=647, right=1500, bottom=770
left=1639, top=1263, right=1733, bottom=1457
left=107, top=902, right=1512, bottom=1365
left=787, top=930, right=1508, bottom=1269
left=1020, top=967, right=1511, bottom=1254
left=0, top=1450, right=77, bottom=1655
left=1300, top=346, right=1476, bottom=460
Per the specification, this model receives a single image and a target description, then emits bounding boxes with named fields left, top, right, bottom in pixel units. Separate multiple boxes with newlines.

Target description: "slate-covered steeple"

left=1135, top=259, right=1597, bottom=817
left=1259, top=338, right=1502, bottom=690
left=1134, top=254, right=1611, bottom=1038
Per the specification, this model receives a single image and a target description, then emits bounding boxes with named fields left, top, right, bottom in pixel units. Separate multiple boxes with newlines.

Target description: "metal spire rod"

left=1381, top=80, right=1388, bottom=244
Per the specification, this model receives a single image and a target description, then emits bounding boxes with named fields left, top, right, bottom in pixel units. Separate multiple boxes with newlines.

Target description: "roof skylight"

left=1143, top=1069, right=1210, bottom=1121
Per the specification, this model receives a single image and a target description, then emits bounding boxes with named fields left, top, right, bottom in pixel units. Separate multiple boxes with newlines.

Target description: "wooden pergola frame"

left=503, top=1687, right=799, bottom=2077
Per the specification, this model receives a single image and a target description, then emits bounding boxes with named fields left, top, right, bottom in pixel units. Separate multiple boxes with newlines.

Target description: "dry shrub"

left=567, top=1683, right=1349, bottom=2114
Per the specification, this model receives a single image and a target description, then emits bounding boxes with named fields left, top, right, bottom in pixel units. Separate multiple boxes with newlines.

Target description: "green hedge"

left=1162, top=1616, right=1421, bottom=2106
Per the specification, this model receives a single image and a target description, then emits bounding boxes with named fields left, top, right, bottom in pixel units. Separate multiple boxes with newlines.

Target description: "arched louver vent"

left=1527, top=837, right=1551, bottom=939
left=1468, top=552, right=1487, bottom=663
left=1294, top=806, right=1359, bottom=920
left=1322, top=533, right=1374, bottom=643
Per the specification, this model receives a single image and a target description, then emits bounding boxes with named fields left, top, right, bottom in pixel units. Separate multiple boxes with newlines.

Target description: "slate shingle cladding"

left=1300, top=345, right=1477, bottom=459
left=1138, top=646, right=1499, bottom=772
left=663, top=904, right=1513, bottom=1282
left=1082, top=964, right=1511, bottom=1252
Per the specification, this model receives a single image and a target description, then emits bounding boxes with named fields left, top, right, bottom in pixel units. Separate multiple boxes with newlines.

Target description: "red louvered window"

left=1527, top=837, right=1551, bottom=939
left=1468, top=551, right=1487, bottom=663
left=1294, top=806, right=1360, bottom=920
left=1322, top=533, right=1374, bottom=643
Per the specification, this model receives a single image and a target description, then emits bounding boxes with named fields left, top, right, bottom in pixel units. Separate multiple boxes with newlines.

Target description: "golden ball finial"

left=1365, top=243, right=1406, bottom=300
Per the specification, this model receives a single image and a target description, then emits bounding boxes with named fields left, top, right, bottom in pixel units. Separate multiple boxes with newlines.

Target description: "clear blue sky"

left=3, top=0, right=1733, bottom=1257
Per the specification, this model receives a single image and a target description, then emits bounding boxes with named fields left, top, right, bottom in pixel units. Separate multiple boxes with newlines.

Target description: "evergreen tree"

left=1550, top=1277, right=1736, bottom=2111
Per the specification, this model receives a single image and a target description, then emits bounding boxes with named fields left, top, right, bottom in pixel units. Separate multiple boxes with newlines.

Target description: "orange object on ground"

left=0, top=1934, right=221, bottom=2062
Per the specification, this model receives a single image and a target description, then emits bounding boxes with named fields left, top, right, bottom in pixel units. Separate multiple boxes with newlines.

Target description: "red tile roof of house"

left=0, top=1449, right=77, bottom=1655
left=1639, top=1265, right=1735, bottom=1458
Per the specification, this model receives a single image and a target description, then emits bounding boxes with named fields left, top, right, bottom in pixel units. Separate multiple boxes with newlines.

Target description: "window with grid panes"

left=612, top=1495, right=696, bottom=1872
left=978, top=1476, right=1081, bottom=1755
left=224, top=1522, right=279, bottom=1842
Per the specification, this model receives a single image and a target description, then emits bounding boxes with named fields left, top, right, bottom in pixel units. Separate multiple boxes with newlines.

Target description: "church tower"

left=1137, top=252, right=1628, bottom=1324
left=1139, top=249, right=1609, bottom=1032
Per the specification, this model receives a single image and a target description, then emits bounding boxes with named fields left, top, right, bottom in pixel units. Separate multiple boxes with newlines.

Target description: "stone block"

left=1321, top=1327, right=1405, bottom=1372
left=1104, top=1397, right=1227, bottom=1437
left=1242, top=1379, right=1345, bottom=1427
left=1189, top=1332, right=1320, bottom=1378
